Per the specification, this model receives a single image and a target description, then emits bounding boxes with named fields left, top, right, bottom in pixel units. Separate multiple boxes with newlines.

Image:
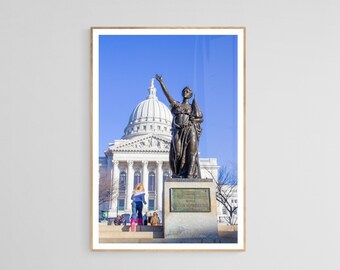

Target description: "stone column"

left=127, top=160, right=134, bottom=211
left=156, top=161, right=163, bottom=211
left=106, top=155, right=113, bottom=210
left=112, top=160, right=119, bottom=215
left=142, top=161, right=149, bottom=210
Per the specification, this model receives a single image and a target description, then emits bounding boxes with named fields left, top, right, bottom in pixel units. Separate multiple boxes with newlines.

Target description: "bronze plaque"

left=170, top=188, right=211, bottom=212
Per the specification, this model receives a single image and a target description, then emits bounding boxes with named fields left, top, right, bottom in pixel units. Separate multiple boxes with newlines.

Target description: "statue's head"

left=182, top=87, right=193, bottom=99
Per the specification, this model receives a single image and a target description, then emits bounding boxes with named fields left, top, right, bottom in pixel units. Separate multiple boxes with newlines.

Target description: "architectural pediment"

left=110, top=134, right=171, bottom=153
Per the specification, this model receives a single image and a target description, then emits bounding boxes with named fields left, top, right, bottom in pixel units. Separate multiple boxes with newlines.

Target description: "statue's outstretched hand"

left=155, top=74, right=174, bottom=104
left=155, top=74, right=163, bottom=82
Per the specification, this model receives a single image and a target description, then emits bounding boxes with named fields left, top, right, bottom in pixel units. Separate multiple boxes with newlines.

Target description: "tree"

left=99, top=174, right=118, bottom=207
left=206, top=165, right=238, bottom=225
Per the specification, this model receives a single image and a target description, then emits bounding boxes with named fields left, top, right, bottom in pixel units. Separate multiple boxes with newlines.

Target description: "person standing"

left=143, top=212, right=148, bottom=226
left=131, top=183, right=147, bottom=226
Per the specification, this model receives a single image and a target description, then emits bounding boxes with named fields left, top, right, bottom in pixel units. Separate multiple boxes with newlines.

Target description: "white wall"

left=1, top=0, right=340, bottom=269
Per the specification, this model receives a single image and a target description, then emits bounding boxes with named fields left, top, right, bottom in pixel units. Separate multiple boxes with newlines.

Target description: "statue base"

left=163, top=178, right=218, bottom=240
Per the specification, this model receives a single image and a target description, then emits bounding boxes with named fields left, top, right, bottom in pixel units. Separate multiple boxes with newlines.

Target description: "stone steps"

left=99, top=232, right=237, bottom=244
left=98, top=224, right=237, bottom=243
left=99, top=224, right=164, bottom=232
left=100, top=231, right=155, bottom=239
left=99, top=224, right=164, bottom=241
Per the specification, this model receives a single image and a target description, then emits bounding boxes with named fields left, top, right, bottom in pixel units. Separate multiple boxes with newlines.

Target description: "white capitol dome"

left=122, top=79, right=172, bottom=139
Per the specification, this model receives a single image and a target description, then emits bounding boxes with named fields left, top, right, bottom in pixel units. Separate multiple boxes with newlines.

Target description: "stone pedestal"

left=163, top=178, right=218, bottom=240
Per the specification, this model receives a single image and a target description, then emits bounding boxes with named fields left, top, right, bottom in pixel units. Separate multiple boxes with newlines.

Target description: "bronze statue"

left=155, top=74, right=203, bottom=179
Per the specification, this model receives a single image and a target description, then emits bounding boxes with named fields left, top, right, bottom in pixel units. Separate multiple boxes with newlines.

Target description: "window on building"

left=148, top=199, right=155, bottom=211
left=163, top=171, right=169, bottom=181
left=148, top=172, right=155, bottom=192
left=118, top=199, right=125, bottom=210
left=222, top=208, right=227, bottom=215
left=158, top=125, right=161, bottom=130
left=134, top=171, right=141, bottom=188
left=119, top=172, right=126, bottom=193
left=143, top=125, right=146, bottom=130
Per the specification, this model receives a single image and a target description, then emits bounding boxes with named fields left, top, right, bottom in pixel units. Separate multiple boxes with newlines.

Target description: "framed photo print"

left=91, top=27, right=246, bottom=251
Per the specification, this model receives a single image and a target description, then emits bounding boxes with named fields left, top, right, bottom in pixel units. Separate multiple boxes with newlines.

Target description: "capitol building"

left=99, top=79, right=220, bottom=219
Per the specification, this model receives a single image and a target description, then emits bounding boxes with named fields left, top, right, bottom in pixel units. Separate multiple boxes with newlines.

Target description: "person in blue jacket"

left=131, top=183, right=147, bottom=225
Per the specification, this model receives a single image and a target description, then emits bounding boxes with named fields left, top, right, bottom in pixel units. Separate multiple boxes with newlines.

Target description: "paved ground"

left=99, top=224, right=238, bottom=244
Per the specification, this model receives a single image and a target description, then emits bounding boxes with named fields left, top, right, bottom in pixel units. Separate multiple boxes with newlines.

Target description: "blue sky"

left=99, top=34, right=238, bottom=168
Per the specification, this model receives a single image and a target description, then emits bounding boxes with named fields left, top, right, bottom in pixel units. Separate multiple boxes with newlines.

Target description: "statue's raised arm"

left=155, top=74, right=175, bottom=106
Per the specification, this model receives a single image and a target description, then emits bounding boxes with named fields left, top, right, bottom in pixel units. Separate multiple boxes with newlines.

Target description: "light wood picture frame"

left=91, top=27, right=246, bottom=251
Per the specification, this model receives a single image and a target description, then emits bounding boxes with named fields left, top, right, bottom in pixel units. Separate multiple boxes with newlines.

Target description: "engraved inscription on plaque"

left=170, top=188, right=211, bottom=212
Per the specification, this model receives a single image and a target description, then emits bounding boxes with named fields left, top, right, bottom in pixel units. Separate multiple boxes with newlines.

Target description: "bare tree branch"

left=99, top=174, right=118, bottom=206
left=205, top=165, right=238, bottom=225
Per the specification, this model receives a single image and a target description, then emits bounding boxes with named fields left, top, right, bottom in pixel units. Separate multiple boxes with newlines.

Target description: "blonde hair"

left=134, top=182, right=145, bottom=192
left=151, top=212, right=159, bottom=226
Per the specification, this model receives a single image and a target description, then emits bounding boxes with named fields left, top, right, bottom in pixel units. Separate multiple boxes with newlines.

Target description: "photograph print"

left=91, top=27, right=245, bottom=251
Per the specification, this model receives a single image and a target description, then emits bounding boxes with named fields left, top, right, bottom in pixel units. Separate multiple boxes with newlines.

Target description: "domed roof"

left=122, top=79, right=172, bottom=139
